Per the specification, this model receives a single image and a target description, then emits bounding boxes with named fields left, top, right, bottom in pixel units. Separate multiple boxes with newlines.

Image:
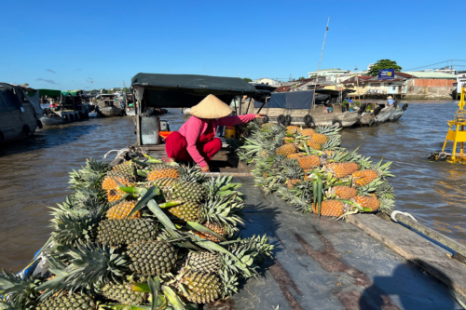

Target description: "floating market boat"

left=240, top=89, right=367, bottom=128
left=94, top=93, right=125, bottom=117
left=39, top=89, right=90, bottom=126
left=0, top=83, right=43, bottom=143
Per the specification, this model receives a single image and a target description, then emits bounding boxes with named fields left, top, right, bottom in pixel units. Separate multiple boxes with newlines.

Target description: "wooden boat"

left=0, top=83, right=42, bottom=143
left=390, top=103, right=409, bottom=121
left=358, top=105, right=383, bottom=126
left=94, top=94, right=125, bottom=117
left=38, top=89, right=89, bottom=126
left=96, top=105, right=124, bottom=117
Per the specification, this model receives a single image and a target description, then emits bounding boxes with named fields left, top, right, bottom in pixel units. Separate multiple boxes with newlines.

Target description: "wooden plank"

left=347, top=214, right=466, bottom=298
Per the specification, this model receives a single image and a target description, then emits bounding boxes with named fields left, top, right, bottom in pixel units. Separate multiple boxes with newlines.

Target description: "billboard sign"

left=378, top=69, right=395, bottom=80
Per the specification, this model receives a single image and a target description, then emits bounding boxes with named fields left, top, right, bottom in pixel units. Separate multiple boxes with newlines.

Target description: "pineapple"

left=276, top=144, right=298, bottom=156
left=107, top=188, right=126, bottom=203
left=283, top=137, right=295, bottom=144
left=326, top=162, right=359, bottom=178
left=261, top=123, right=276, bottom=131
left=287, top=153, right=305, bottom=159
left=0, top=270, right=41, bottom=308
left=186, top=251, right=220, bottom=274
left=286, top=126, right=301, bottom=134
left=97, top=219, right=157, bottom=246
left=179, top=269, right=221, bottom=304
left=296, top=155, right=320, bottom=170
left=311, top=133, right=328, bottom=145
left=166, top=180, right=207, bottom=203
left=112, top=161, right=134, bottom=176
left=301, top=128, right=315, bottom=136
left=352, top=170, right=378, bottom=187
left=102, top=171, right=133, bottom=190
left=127, top=241, right=177, bottom=276
left=147, top=164, right=179, bottom=181
left=36, top=293, right=97, bottom=310
left=100, top=282, right=148, bottom=305
left=312, top=200, right=350, bottom=217
left=106, top=200, right=141, bottom=220
left=327, top=186, right=357, bottom=200
left=353, top=195, right=380, bottom=212
left=306, top=139, right=322, bottom=150
left=166, top=201, right=200, bottom=222
left=194, top=222, right=226, bottom=243
left=150, top=177, right=178, bottom=191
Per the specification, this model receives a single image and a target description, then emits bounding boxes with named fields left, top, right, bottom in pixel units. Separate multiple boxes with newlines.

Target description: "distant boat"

left=0, top=83, right=43, bottom=142
left=39, top=89, right=90, bottom=126
left=93, top=94, right=125, bottom=117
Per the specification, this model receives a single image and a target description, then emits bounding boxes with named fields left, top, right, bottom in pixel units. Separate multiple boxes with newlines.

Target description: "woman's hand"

left=201, top=165, right=211, bottom=173
left=255, top=113, right=266, bottom=119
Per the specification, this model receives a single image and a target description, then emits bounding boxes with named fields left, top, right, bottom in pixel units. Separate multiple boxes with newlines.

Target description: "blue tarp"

left=254, top=91, right=314, bottom=109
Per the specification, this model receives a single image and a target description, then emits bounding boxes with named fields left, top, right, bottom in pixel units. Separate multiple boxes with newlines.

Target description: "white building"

left=253, top=78, right=281, bottom=86
left=307, top=69, right=350, bottom=82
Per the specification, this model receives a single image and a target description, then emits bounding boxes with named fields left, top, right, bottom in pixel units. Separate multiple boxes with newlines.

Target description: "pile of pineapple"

left=0, top=158, right=274, bottom=310
left=239, top=122, right=395, bottom=218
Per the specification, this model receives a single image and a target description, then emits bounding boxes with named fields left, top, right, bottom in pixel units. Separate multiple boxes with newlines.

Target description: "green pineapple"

left=127, top=241, right=177, bottom=276
left=185, top=251, right=220, bottom=274
left=150, top=177, right=178, bottom=191
left=166, top=180, right=207, bottom=203
left=166, top=201, right=200, bottom=222
left=112, top=160, right=135, bottom=177
left=0, top=270, right=41, bottom=308
left=97, top=219, right=157, bottom=246
left=179, top=269, right=221, bottom=304
left=100, top=281, right=148, bottom=305
left=36, top=293, right=97, bottom=310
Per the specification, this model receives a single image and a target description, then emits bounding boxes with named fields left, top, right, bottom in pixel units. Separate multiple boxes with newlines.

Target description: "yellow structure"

left=441, top=85, right=466, bottom=163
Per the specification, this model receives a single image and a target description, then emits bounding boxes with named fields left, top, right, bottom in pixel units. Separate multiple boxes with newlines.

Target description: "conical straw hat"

left=190, top=94, right=233, bottom=119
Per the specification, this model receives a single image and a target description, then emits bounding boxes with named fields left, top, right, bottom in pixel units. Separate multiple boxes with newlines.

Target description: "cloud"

left=36, top=78, right=58, bottom=84
left=46, top=69, right=56, bottom=74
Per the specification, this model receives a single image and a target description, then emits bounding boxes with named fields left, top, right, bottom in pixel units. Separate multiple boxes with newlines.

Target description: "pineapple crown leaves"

left=0, top=270, right=42, bottom=307
left=203, top=175, right=243, bottom=202
left=357, top=178, right=384, bottom=195
left=49, top=206, right=105, bottom=246
left=0, top=300, right=30, bottom=310
left=200, top=197, right=245, bottom=232
left=178, top=165, right=207, bottom=184
left=276, top=186, right=310, bottom=212
left=321, top=135, right=341, bottom=151
left=314, top=125, right=341, bottom=136
left=375, top=181, right=395, bottom=200
left=219, top=270, right=239, bottom=299
left=227, top=235, right=274, bottom=265
left=372, top=159, right=395, bottom=179
left=378, top=196, right=395, bottom=213
left=40, top=244, right=129, bottom=297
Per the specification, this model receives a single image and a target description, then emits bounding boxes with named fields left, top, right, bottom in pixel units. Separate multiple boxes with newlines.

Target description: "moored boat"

left=0, top=83, right=42, bottom=143
left=94, top=93, right=125, bottom=117
left=39, top=89, right=89, bottom=126
left=389, top=102, right=409, bottom=121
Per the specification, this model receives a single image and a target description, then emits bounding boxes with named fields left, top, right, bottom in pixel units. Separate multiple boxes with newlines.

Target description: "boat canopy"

left=255, top=91, right=315, bottom=109
left=131, top=73, right=258, bottom=108
left=0, top=83, right=42, bottom=118
left=62, top=90, right=83, bottom=96
left=37, top=89, right=62, bottom=97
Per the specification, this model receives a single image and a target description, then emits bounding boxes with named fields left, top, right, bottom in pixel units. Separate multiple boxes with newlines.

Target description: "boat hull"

left=97, top=106, right=124, bottom=117
left=125, top=108, right=135, bottom=116
left=376, top=106, right=396, bottom=123
left=0, top=103, right=39, bottom=143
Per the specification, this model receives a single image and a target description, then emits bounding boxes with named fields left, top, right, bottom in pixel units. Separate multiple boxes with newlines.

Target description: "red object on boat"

left=159, top=131, right=172, bottom=139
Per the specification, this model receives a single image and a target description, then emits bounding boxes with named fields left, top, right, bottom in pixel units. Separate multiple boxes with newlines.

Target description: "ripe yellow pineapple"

left=301, top=128, right=315, bottom=136
left=352, top=170, right=378, bottom=187
left=328, top=186, right=357, bottom=199
left=102, top=175, right=131, bottom=190
left=311, top=133, right=328, bottom=145
left=276, top=144, right=298, bottom=156
left=324, top=150, right=335, bottom=157
left=107, top=201, right=141, bottom=219
left=287, top=153, right=305, bottom=159
left=312, top=200, right=349, bottom=217
left=296, top=155, right=320, bottom=170
left=353, top=195, right=380, bottom=211
left=287, top=126, right=301, bottom=134
left=283, top=137, right=295, bottom=144
left=326, top=162, right=359, bottom=178
left=194, top=222, right=226, bottom=243
left=147, top=167, right=179, bottom=181
left=107, top=188, right=126, bottom=203
left=306, top=139, right=322, bottom=150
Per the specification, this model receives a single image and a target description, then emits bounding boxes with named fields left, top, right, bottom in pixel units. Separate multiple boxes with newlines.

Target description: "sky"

left=0, top=0, right=465, bottom=90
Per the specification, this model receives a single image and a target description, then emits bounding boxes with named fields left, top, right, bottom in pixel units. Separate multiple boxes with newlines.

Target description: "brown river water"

left=1, top=103, right=465, bottom=272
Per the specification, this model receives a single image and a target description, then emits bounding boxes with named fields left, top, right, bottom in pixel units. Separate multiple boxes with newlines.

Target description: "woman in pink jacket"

left=165, top=94, right=264, bottom=172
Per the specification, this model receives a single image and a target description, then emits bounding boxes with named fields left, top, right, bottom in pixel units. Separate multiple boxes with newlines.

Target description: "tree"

left=243, top=78, right=252, bottom=82
left=298, top=76, right=306, bottom=80
left=368, top=59, right=402, bottom=76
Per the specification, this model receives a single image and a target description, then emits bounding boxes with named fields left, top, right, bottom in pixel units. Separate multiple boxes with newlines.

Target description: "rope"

left=103, top=148, right=129, bottom=159
left=391, top=210, right=418, bottom=223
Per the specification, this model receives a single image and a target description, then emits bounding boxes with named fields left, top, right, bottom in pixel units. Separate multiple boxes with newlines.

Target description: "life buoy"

left=76, top=113, right=81, bottom=121
left=69, top=114, right=75, bottom=122
left=63, top=115, right=69, bottom=122
left=285, top=115, right=292, bottom=123
left=277, top=114, right=286, bottom=125
left=373, top=106, right=383, bottom=116
left=402, top=103, right=409, bottom=111
left=37, top=119, right=43, bottom=129
left=262, top=115, right=269, bottom=124
left=358, top=103, right=368, bottom=115
left=332, top=119, right=342, bottom=128
left=23, top=124, right=31, bottom=135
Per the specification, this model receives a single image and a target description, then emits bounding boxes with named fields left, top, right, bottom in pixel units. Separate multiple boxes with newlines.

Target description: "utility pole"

left=312, top=17, right=330, bottom=105
left=355, top=66, right=360, bottom=102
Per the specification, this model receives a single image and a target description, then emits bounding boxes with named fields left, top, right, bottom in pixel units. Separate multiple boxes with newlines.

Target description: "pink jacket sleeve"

left=184, top=117, right=208, bottom=168
left=217, top=114, right=256, bottom=127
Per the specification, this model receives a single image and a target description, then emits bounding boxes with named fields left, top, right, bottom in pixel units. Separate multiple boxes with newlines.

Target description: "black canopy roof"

left=131, top=73, right=258, bottom=108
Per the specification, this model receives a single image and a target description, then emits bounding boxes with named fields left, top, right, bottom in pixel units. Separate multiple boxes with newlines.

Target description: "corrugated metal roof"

left=405, top=72, right=457, bottom=79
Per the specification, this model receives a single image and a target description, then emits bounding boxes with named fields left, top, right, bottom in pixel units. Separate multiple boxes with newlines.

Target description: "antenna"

left=312, top=17, right=330, bottom=105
